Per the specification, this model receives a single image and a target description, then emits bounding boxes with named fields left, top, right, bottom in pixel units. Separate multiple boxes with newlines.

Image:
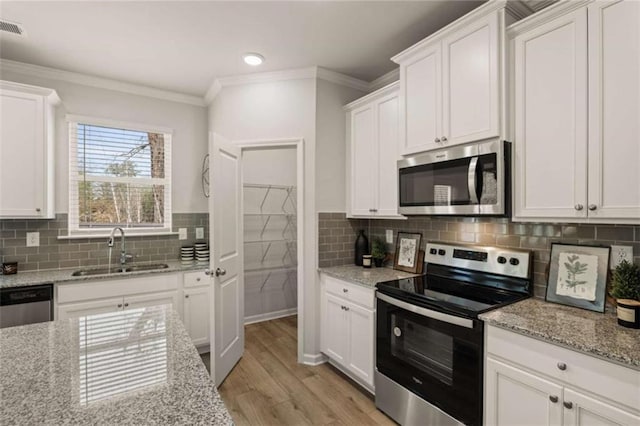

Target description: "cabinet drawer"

left=323, top=275, right=374, bottom=309
left=183, top=270, right=209, bottom=288
left=487, top=325, right=640, bottom=412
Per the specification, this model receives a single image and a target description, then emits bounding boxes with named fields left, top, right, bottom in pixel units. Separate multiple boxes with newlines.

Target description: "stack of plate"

left=195, top=242, right=209, bottom=264
left=181, top=246, right=195, bottom=263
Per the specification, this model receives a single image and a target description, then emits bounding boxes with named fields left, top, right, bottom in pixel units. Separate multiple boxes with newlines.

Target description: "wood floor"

left=214, top=315, right=395, bottom=426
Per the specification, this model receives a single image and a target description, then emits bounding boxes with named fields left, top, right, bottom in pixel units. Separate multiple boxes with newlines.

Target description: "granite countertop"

left=318, top=264, right=420, bottom=288
left=0, top=260, right=208, bottom=289
left=0, top=304, right=233, bottom=425
left=480, top=298, right=640, bottom=370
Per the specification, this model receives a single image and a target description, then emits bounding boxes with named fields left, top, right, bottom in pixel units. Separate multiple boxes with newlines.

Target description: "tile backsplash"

left=318, top=212, right=639, bottom=298
left=0, top=213, right=208, bottom=272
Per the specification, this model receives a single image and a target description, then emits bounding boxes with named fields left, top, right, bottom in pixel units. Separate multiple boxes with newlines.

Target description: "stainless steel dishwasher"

left=0, top=284, right=53, bottom=328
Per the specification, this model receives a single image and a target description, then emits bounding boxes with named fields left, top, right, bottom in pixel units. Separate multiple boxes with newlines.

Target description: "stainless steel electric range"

left=375, top=242, right=532, bottom=426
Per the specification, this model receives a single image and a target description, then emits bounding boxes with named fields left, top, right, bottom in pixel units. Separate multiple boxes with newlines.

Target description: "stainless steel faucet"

left=107, top=227, right=133, bottom=266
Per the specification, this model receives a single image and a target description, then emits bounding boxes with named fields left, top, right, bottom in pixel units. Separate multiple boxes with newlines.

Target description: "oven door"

left=376, top=292, right=483, bottom=426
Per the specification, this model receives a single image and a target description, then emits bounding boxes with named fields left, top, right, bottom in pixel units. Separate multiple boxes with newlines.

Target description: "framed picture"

left=393, top=232, right=422, bottom=273
left=545, top=243, right=611, bottom=313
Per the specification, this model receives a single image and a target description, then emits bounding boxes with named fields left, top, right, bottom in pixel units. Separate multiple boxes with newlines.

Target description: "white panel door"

left=57, top=297, right=124, bottom=321
left=323, top=293, right=348, bottom=365
left=485, top=358, right=563, bottom=426
left=345, top=301, right=374, bottom=387
left=401, top=42, right=442, bottom=155
left=350, top=105, right=376, bottom=216
left=587, top=0, right=640, bottom=220
left=443, top=11, right=499, bottom=145
left=376, top=93, right=400, bottom=217
left=513, top=8, right=588, bottom=219
left=125, top=291, right=180, bottom=316
left=210, top=132, right=244, bottom=386
left=563, top=388, right=640, bottom=426
left=183, top=286, right=210, bottom=347
left=0, top=90, right=45, bottom=217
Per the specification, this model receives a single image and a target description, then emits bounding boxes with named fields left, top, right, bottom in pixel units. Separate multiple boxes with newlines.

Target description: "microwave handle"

left=468, top=157, right=479, bottom=205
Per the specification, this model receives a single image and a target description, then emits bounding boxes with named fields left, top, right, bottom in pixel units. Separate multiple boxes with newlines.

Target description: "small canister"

left=362, top=255, right=372, bottom=269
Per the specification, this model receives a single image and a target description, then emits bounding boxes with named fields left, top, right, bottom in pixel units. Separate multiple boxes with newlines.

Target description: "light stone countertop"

left=480, top=298, right=640, bottom=371
left=0, top=304, right=233, bottom=425
left=0, top=260, right=208, bottom=289
left=318, top=264, right=421, bottom=288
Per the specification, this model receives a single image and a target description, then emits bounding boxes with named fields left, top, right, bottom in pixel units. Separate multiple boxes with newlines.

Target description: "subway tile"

left=596, top=226, right=634, bottom=241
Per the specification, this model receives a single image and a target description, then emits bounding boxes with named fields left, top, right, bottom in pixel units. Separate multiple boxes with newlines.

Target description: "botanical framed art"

left=545, top=243, right=611, bottom=313
left=393, top=232, right=422, bottom=273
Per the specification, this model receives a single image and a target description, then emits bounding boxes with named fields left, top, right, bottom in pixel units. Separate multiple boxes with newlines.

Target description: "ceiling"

left=0, top=1, right=485, bottom=97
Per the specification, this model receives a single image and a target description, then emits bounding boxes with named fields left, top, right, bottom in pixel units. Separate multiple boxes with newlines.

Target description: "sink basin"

left=71, top=263, right=169, bottom=277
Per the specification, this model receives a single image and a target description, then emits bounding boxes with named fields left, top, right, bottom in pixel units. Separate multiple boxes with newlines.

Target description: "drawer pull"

left=343, top=288, right=348, bottom=293
left=557, top=362, right=567, bottom=371
left=549, top=395, right=558, bottom=403
left=563, top=401, right=573, bottom=409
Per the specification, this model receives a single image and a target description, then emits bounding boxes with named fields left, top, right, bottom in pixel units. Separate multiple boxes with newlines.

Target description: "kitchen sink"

left=71, top=263, right=169, bottom=277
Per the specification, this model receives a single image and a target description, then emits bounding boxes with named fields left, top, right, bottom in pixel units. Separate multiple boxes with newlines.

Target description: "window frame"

left=66, top=114, right=173, bottom=237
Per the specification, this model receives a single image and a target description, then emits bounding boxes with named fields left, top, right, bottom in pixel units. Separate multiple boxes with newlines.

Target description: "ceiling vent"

left=0, top=19, right=26, bottom=37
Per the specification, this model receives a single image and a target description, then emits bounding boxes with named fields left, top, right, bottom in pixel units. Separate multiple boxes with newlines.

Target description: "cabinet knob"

left=563, top=401, right=573, bottom=409
left=124, top=303, right=129, bottom=307
left=343, top=288, right=348, bottom=293
left=185, top=294, right=189, bottom=298
left=344, top=306, right=350, bottom=311
left=117, top=304, right=123, bottom=308
left=549, top=395, right=559, bottom=403
left=434, top=138, right=441, bottom=143
left=35, top=208, right=41, bottom=212
left=557, top=362, right=567, bottom=371
left=196, top=277, right=201, bottom=282
left=441, top=136, right=447, bottom=142
left=588, top=204, right=597, bottom=211
left=574, top=204, right=584, bottom=211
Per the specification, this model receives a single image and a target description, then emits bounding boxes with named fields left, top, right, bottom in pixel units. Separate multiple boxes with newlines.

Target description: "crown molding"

left=344, top=80, right=399, bottom=111
left=316, top=67, right=370, bottom=92
left=368, top=68, right=399, bottom=92
left=506, top=0, right=592, bottom=36
left=0, top=59, right=207, bottom=107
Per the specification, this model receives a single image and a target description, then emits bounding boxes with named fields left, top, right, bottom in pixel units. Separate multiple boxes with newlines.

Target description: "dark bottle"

left=354, top=230, right=369, bottom=266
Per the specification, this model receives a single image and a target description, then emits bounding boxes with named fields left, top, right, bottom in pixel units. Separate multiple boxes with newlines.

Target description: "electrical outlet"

left=178, top=228, right=188, bottom=240
left=26, top=232, right=40, bottom=247
left=386, top=229, right=394, bottom=244
left=610, top=245, right=633, bottom=269
left=195, top=227, right=204, bottom=239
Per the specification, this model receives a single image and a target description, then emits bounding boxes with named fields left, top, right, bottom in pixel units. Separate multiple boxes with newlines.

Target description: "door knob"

left=215, top=268, right=226, bottom=277
left=588, top=204, right=597, bottom=211
left=574, top=204, right=584, bottom=211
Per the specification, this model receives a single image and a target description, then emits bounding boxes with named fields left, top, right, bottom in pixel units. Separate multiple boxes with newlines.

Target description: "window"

left=68, top=115, right=172, bottom=235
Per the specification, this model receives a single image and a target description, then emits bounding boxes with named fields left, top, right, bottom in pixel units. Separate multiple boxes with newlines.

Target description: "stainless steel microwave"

left=398, top=140, right=510, bottom=216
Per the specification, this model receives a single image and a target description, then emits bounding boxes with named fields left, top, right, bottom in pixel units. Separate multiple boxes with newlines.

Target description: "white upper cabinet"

left=0, top=81, right=59, bottom=219
left=345, top=82, right=403, bottom=218
left=394, top=2, right=509, bottom=156
left=510, top=0, right=640, bottom=223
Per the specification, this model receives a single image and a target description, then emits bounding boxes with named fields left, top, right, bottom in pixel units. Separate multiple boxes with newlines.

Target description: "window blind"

left=68, top=118, right=172, bottom=233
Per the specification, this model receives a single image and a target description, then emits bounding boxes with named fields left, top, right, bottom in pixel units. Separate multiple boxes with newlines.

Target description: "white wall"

left=0, top=70, right=209, bottom=213
left=242, top=147, right=297, bottom=186
left=315, top=79, right=366, bottom=211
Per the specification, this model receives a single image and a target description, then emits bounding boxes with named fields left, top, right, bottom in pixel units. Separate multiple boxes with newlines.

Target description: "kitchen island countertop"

left=0, top=305, right=233, bottom=425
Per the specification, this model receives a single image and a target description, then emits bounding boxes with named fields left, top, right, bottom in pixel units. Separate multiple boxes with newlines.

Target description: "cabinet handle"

left=35, top=208, right=41, bottom=212
left=441, top=136, right=447, bottom=142
left=185, top=294, right=189, bottom=298
left=557, top=362, right=567, bottom=371
left=549, top=395, right=559, bottom=403
left=117, top=304, right=123, bottom=308
left=563, top=401, right=573, bottom=409
left=124, top=303, right=129, bottom=307
left=343, top=288, right=348, bottom=293
left=588, top=204, right=597, bottom=211
left=369, top=209, right=374, bottom=212
left=574, top=204, right=584, bottom=211
left=434, top=138, right=441, bottom=143
left=372, top=209, right=378, bottom=212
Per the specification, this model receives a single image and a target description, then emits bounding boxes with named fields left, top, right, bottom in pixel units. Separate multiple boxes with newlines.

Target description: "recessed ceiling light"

left=243, top=53, right=264, bottom=66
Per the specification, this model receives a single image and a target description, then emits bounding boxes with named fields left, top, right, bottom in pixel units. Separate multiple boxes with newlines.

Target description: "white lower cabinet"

left=183, top=286, right=211, bottom=347
left=320, top=273, right=375, bottom=391
left=126, top=290, right=180, bottom=315
left=57, top=297, right=125, bottom=321
left=485, top=326, right=640, bottom=426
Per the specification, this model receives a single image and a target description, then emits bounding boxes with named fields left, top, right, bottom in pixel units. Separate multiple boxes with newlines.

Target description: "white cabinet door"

left=183, top=286, right=210, bottom=347
left=350, top=104, right=376, bottom=216
left=513, top=8, right=589, bottom=219
left=125, top=291, right=181, bottom=316
left=401, top=42, right=442, bottom=155
left=345, top=301, right=374, bottom=388
left=375, top=93, right=400, bottom=217
left=323, top=293, right=348, bottom=365
left=0, top=89, right=45, bottom=218
left=485, top=358, right=563, bottom=426
left=587, top=0, right=640, bottom=220
left=563, top=388, right=640, bottom=426
left=442, top=11, right=499, bottom=145
left=57, top=297, right=124, bottom=321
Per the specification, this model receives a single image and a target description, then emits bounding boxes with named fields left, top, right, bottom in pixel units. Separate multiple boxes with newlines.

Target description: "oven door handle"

left=467, top=156, right=479, bottom=205
left=377, top=292, right=474, bottom=329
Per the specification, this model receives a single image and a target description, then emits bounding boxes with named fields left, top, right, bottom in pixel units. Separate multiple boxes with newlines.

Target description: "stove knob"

left=429, top=248, right=437, bottom=255
left=438, top=249, right=446, bottom=256
left=497, top=256, right=507, bottom=264
left=510, top=258, right=520, bottom=266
